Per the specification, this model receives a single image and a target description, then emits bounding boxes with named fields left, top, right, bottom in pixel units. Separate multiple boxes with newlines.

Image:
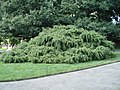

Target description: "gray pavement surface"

left=0, top=62, right=120, bottom=90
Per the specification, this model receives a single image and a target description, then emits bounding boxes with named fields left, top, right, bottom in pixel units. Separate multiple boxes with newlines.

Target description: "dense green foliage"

left=0, top=25, right=115, bottom=64
left=0, top=0, right=120, bottom=43
left=75, top=17, right=120, bottom=42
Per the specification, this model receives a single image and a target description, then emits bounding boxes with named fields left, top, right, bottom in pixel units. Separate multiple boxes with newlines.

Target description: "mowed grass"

left=0, top=52, right=120, bottom=81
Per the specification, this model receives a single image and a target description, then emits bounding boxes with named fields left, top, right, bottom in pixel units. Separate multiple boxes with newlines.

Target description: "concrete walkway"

left=0, top=62, right=120, bottom=90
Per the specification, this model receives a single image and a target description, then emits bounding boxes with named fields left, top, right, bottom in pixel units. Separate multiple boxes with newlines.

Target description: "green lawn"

left=0, top=52, right=120, bottom=81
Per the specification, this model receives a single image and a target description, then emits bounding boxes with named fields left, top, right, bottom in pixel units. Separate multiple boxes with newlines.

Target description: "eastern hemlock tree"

left=0, top=25, right=115, bottom=64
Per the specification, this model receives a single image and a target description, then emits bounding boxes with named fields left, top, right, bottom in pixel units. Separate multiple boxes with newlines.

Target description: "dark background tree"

left=0, top=0, right=120, bottom=45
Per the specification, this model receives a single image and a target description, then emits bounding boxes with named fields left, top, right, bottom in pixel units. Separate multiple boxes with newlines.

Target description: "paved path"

left=0, top=62, right=120, bottom=90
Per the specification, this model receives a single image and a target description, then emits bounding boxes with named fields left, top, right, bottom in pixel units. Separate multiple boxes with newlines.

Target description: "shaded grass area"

left=0, top=52, right=120, bottom=82
left=114, top=48, right=120, bottom=52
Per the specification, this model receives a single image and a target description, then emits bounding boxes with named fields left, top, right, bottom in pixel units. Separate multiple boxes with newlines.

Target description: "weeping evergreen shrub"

left=0, top=25, right=115, bottom=64
left=1, top=49, right=28, bottom=63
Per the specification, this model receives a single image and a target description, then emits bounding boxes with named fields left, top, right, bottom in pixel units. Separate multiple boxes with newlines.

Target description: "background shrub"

left=75, top=17, right=120, bottom=43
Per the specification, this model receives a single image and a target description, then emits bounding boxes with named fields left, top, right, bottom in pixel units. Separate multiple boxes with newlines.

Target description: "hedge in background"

left=75, top=17, right=120, bottom=43
left=0, top=25, right=115, bottom=64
